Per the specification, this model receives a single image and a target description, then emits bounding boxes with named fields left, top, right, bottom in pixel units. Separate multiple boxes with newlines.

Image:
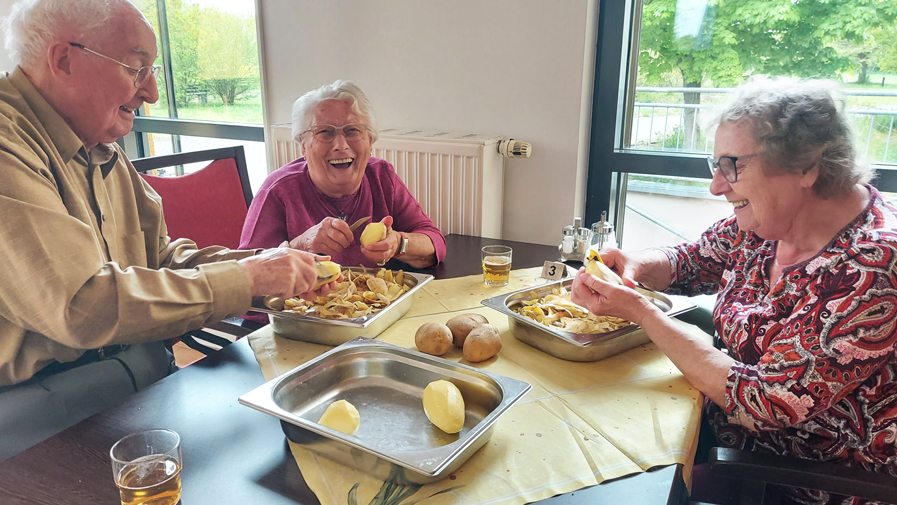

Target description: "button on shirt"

left=0, top=67, right=256, bottom=385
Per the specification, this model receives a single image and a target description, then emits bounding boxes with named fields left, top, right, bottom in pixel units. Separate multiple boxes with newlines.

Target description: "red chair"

left=131, top=146, right=253, bottom=249
left=131, top=146, right=255, bottom=355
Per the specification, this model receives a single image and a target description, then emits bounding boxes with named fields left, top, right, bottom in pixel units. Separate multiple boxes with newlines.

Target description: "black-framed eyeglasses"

left=707, top=154, right=758, bottom=183
left=301, top=123, right=370, bottom=143
left=69, top=42, right=162, bottom=88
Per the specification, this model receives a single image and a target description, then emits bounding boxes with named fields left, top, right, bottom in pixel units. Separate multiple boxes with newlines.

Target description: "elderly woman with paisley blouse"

left=573, top=78, right=897, bottom=503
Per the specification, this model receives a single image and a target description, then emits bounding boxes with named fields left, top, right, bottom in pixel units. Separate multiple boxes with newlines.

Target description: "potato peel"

left=516, top=287, right=630, bottom=333
left=279, top=268, right=410, bottom=319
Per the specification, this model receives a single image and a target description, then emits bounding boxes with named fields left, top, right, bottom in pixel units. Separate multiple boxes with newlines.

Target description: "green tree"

left=196, top=8, right=259, bottom=107
left=136, top=0, right=202, bottom=109
left=638, top=0, right=897, bottom=148
left=874, top=23, right=897, bottom=74
left=166, top=0, right=202, bottom=108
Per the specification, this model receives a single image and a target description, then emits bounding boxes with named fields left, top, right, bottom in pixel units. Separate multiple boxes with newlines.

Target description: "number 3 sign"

left=540, top=261, right=569, bottom=281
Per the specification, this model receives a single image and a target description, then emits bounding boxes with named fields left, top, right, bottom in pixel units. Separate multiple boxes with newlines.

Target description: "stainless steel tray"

left=481, top=278, right=696, bottom=362
left=239, top=337, right=531, bottom=484
left=249, top=269, right=433, bottom=345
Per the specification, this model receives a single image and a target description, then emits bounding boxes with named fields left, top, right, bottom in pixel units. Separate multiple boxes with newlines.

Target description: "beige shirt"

left=0, top=67, right=257, bottom=385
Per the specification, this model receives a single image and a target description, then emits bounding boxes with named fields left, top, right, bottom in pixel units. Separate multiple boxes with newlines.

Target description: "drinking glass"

left=110, top=429, right=182, bottom=505
left=481, top=245, right=513, bottom=286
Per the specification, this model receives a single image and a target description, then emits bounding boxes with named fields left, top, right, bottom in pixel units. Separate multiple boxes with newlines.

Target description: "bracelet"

left=394, top=232, right=409, bottom=257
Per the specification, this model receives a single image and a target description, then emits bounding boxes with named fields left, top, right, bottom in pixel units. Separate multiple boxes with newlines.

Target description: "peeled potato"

left=318, top=399, right=360, bottom=435
left=585, top=257, right=623, bottom=285
left=446, top=313, right=489, bottom=347
left=422, top=380, right=465, bottom=434
left=415, top=322, right=453, bottom=356
left=462, top=324, right=502, bottom=362
left=312, top=260, right=342, bottom=290
left=360, top=222, right=387, bottom=246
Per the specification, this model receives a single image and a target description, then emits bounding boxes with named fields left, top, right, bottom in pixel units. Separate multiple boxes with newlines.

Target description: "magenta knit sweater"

left=239, top=157, right=446, bottom=268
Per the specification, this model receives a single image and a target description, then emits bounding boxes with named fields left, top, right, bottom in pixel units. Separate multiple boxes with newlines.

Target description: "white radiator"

left=268, top=126, right=504, bottom=238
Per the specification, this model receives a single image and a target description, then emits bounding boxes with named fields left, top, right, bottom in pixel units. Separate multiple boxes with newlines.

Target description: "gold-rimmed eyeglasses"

left=301, top=123, right=370, bottom=143
left=69, top=42, right=162, bottom=88
left=707, top=154, right=757, bottom=183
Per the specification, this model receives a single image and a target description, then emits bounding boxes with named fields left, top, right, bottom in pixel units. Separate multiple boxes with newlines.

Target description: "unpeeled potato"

left=446, top=313, right=489, bottom=347
left=462, top=324, right=502, bottom=362
left=415, top=322, right=453, bottom=356
left=360, top=222, right=387, bottom=246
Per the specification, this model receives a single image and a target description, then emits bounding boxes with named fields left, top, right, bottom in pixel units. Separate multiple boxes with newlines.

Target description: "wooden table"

left=0, top=235, right=688, bottom=505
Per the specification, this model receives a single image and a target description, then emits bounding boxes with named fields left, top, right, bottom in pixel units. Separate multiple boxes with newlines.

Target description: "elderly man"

left=0, top=0, right=328, bottom=459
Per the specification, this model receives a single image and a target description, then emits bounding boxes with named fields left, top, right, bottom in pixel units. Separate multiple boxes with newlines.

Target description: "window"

left=588, top=0, right=897, bottom=249
left=124, top=0, right=265, bottom=190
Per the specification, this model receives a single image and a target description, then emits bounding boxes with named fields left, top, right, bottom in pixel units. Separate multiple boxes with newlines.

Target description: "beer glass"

left=110, top=429, right=182, bottom=505
left=481, top=245, right=513, bottom=286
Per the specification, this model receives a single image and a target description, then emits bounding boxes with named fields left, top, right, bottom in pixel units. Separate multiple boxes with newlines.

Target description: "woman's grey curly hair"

left=706, top=77, right=872, bottom=198
left=291, top=79, right=379, bottom=145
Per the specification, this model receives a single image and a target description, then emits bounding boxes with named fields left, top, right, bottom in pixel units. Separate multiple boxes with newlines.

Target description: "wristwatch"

left=395, top=232, right=409, bottom=258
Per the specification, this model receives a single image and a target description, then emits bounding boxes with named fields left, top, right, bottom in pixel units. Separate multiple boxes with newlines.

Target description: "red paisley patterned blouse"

left=664, top=187, right=897, bottom=505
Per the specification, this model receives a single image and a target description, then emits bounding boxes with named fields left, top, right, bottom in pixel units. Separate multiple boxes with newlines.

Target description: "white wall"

left=258, top=0, right=598, bottom=245
left=0, top=0, right=15, bottom=72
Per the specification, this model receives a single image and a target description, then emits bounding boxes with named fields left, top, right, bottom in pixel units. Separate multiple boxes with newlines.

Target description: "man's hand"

left=360, top=216, right=399, bottom=264
left=291, top=217, right=354, bottom=255
left=238, top=248, right=336, bottom=301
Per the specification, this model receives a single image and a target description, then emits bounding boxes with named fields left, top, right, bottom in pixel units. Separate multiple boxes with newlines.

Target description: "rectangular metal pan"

left=481, top=278, right=696, bottom=362
left=248, top=269, right=433, bottom=345
left=239, top=337, right=531, bottom=484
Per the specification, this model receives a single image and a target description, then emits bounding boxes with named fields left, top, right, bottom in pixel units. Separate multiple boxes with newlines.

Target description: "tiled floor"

left=172, top=341, right=206, bottom=368
left=170, top=323, right=248, bottom=368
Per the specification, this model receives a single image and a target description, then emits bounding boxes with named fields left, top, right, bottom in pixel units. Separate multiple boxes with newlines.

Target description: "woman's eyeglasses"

left=69, top=43, right=161, bottom=88
left=302, top=124, right=369, bottom=143
left=706, top=154, right=757, bottom=183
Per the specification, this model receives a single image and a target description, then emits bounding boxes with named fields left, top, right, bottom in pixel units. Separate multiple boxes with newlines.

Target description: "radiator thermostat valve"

left=498, top=138, right=532, bottom=158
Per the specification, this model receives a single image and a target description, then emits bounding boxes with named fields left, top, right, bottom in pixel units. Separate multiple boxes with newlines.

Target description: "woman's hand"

left=360, top=216, right=399, bottom=265
left=238, top=248, right=337, bottom=301
left=291, top=217, right=354, bottom=255
left=598, top=248, right=638, bottom=287
left=599, top=247, right=672, bottom=292
left=571, top=267, right=659, bottom=325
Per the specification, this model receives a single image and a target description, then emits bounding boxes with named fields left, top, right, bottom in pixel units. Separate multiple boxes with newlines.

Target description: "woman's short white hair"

left=706, top=76, right=872, bottom=198
left=291, top=80, right=379, bottom=145
left=3, top=0, right=133, bottom=70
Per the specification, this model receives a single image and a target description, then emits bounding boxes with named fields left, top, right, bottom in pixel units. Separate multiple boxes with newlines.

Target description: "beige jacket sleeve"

left=0, top=139, right=256, bottom=350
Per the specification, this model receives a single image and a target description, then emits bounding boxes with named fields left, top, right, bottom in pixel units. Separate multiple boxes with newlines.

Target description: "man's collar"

left=90, top=143, right=120, bottom=178
left=10, top=67, right=91, bottom=165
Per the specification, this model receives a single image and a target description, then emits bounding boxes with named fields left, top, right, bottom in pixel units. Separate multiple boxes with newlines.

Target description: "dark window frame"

left=120, top=0, right=264, bottom=160
left=585, top=0, right=897, bottom=231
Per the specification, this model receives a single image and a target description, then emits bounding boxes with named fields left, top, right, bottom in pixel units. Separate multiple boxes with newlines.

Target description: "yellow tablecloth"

left=248, top=267, right=711, bottom=505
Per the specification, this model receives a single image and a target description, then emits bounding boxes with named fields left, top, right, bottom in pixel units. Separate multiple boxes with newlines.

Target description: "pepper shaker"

left=591, top=211, right=616, bottom=251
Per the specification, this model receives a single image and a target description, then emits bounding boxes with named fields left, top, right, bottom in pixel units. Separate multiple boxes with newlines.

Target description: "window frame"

left=120, top=0, right=264, bottom=161
left=585, top=0, right=897, bottom=231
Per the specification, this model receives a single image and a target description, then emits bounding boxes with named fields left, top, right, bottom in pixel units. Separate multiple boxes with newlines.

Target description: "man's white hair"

left=2, top=0, right=136, bottom=70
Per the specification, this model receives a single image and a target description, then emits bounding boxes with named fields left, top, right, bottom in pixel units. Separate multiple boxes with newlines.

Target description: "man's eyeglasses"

left=301, top=124, right=370, bottom=143
left=707, top=154, right=757, bottom=183
left=69, top=43, right=162, bottom=88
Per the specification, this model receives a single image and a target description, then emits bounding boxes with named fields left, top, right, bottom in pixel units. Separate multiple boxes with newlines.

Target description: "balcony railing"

left=629, top=87, right=897, bottom=165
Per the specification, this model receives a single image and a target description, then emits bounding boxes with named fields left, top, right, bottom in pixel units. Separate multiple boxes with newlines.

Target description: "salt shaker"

left=558, top=225, right=576, bottom=261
